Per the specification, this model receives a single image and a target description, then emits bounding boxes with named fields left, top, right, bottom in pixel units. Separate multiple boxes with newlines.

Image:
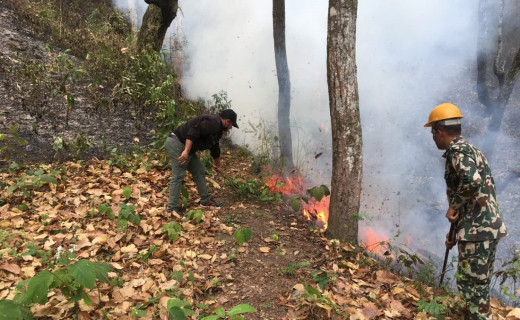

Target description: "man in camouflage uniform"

left=424, top=103, right=507, bottom=320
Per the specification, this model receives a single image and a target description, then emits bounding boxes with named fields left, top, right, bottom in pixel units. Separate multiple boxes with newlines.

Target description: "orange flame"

left=359, top=228, right=392, bottom=257
left=267, top=173, right=329, bottom=230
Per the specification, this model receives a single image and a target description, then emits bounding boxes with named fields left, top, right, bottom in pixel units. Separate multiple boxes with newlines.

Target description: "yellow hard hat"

left=424, top=103, right=463, bottom=127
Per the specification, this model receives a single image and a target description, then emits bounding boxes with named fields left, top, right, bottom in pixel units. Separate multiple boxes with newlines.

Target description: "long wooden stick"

left=439, top=223, right=455, bottom=286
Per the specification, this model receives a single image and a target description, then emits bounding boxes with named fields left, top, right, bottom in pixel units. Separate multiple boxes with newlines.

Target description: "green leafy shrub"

left=0, top=259, right=112, bottom=319
left=116, top=203, right=141, bottom=231
left=233, top=227, right=252, bottom=246
left=7, top=168, right=62, bottom=202
left=0, top=126, right=28, bottom=162
left=162, top=222, right=182, bottom=242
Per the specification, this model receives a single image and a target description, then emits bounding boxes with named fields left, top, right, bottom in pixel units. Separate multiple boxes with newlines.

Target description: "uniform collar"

left=442, top=136, right=464, bottom=158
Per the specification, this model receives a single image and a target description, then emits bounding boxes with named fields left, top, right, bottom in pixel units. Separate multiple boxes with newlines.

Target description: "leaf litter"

left=0, top=151, right=518, bottom=319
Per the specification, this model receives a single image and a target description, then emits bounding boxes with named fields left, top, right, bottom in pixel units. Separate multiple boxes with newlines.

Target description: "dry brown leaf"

left=21, top=266, right=36, bottom=278
left=507, top=308, right=520, bottom=319
left=92, top=235, right=108, bottom=245
left=376, top=270, right=400, bottom=284
left=361, top=302, right=383, bottom=319
left=159, top=280, right=178, bottom=290
left=259, top=247, right=270, bottom=253
left=0, top=264, right=20, bottom=275
left=75, top=236, right=92, bottom=250
left=121, top=244, right=138, bottom=253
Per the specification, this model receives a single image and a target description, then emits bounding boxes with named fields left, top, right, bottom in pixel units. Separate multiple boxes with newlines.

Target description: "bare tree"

left=137, top=0, right=179, bottom=52
left=273, top=0, right=294, bottom=170
left=477, top=0, right=520, bottom=157
left=324, top=0, right=362, bottom=243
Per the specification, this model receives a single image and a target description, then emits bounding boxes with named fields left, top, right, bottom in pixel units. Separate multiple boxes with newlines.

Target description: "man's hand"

left=445, top=207, right=459, bottom=223
left=177, top=150, right=189, bottom=165
left=445, top=230, right=457, bottom=249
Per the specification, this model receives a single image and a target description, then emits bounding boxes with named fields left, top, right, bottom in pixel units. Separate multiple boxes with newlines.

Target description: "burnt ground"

left=0, top=0, right=155, bottom=166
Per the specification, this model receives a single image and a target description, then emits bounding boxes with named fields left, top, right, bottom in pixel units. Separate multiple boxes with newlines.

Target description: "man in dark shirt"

left=166, top=109, right=238, bottom=213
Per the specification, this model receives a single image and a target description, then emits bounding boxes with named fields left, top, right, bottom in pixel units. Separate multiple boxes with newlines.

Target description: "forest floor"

left=1, top=0, right=520, bottom=319
left=0, top=149, right=511, bottom=320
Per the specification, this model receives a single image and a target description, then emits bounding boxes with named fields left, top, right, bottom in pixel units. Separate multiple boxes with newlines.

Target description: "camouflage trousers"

left=457, top=239, right=498, bottom=320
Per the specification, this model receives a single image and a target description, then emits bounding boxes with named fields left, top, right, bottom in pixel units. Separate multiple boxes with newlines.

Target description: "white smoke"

left=112, top=0, right=518, bottom=291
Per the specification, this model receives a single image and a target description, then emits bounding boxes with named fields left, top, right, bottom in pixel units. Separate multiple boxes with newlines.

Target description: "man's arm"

left=178, top=139, right=193, bottom=165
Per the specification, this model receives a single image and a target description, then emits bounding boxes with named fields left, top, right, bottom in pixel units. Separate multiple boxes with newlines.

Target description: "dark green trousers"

left=165, top=136, right=211, bottom=212
left=457, top=239, right=498, bottom=320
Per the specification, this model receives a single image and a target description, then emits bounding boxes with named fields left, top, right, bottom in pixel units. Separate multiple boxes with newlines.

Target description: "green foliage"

left=311, top=270, right=338, bottom=290
left=301, top=284, right=342, bottom=316
left=162, top=222, right=182, bottom=242
left=90, top=202, right=115, bottom=219
left=278, top=261, right=310, bottom=277
left=166, top=298, right=194, bottom=320
left=416, top=297, right=448, bottom=319
left=181, top=185, right=189, bottom=209
left=10, top=259, right=112, bottom=314
left=0, top=126, right=28, bottom=162
left=201, top=303, right=257, bottom=320
left=116, top=203, right=141, bottom=232
left=112, top=44, right=177, bottom=130
left=226, top=175, right=282, bottom=203
left=122, top=185, right=132, bottom=200
left=494, top=252, right=520, bottom=303
left=186, top=209, right=204, bottom=223
left=233, top=227, right=252, bottom=246
left=7, top=168, right=62, bottom=201
left=289, top=195, right=306, bottom=212
left=52, top=133, right=94, bottom=158
left=137, top=245, right=158, bottom=263
left=306, top=185, right=330, bottom=202
left=208, top=91, right=232, bottom=114
left=0, top=299, right=33, bottom=320
left=287, top=184, right=330, bottom=214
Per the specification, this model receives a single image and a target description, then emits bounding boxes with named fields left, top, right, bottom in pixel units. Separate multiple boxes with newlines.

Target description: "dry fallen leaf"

left=259, top=247, right=270, bottom=253
left=0, top=264, right=20, bottom=275
left=507, top=308, right=520, bottom=319
left=121, top=244, right=138, bottom=253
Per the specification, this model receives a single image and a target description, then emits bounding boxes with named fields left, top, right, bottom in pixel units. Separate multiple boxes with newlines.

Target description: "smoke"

left=113, top=0, right=519, bottom=291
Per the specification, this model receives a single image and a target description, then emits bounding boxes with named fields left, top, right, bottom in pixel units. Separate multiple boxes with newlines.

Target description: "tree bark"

left=324, top=0, right=362, bottom=244
left=477, top=0, right=520, bottom=157
left=137, top=0, right=178, bottom=52
left=273, top=0, right=294, bottom=170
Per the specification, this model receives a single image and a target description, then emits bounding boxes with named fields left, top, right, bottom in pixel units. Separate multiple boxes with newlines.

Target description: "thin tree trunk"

left=273, top=0, right=294, bottom=170
left=137, top=0, right=178, bottom=52
left=324, top=0, right=362, bottom=243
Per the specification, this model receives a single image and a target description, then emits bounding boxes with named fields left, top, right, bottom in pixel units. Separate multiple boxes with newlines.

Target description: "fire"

left=267, top=173, right=391, bottom=252
left=266, top=173, right=329, bottom=230
left=359, top=228, right=391, bottom=257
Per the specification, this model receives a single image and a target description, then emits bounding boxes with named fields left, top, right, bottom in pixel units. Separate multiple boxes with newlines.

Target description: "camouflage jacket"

left=443, top=136, right=507, bottom=241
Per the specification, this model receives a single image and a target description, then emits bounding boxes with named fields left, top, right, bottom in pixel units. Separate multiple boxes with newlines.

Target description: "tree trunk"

left=324, top=0, right=362, bottom=244
left=273, top=0, right=294, bottom=170
left=137, top=0, right=178, bottom=52
left=477, top=0, right=520, bottom=157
